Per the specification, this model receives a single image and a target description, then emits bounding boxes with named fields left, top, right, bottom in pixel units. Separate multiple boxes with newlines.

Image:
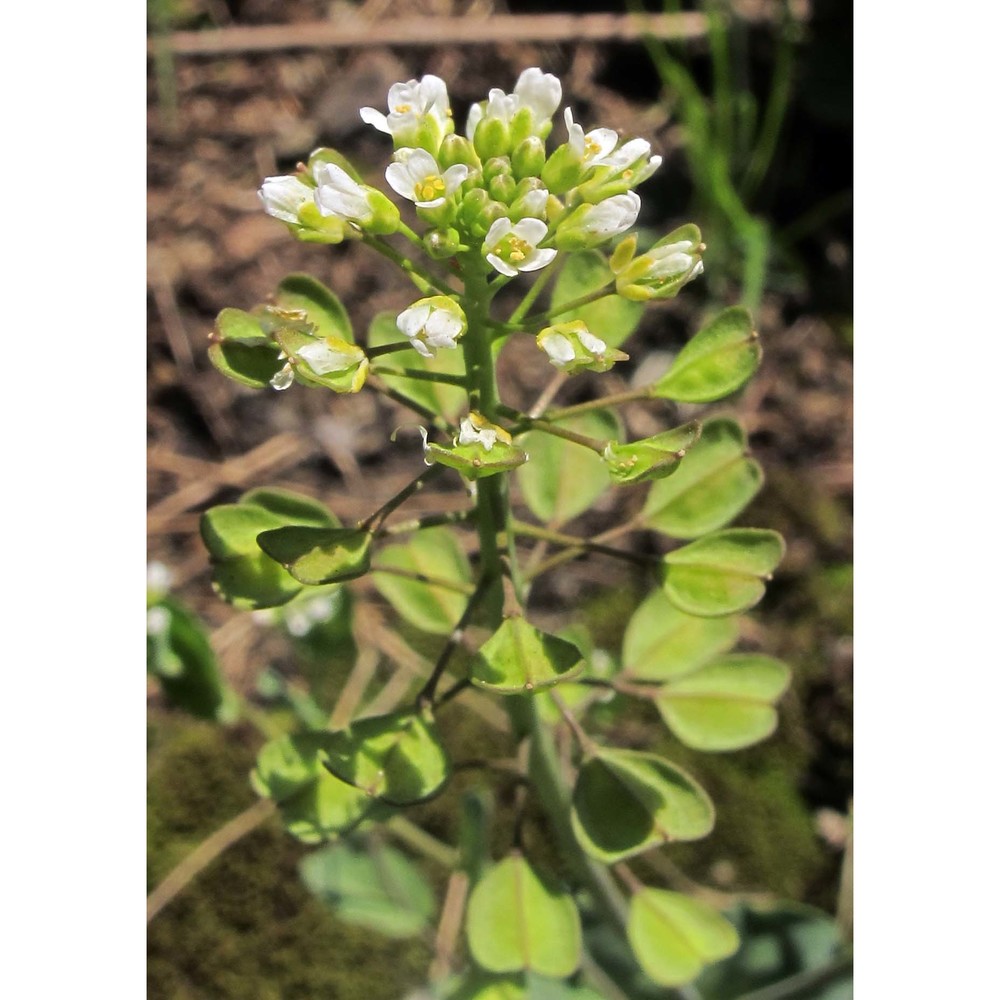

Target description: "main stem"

left=460, top=258, right=631, bottom=944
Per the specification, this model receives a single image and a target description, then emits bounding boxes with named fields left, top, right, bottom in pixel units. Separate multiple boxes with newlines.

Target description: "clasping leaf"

left=256, top=525, right=372, bottom=585
left=471, top=616, right=584, bottom=694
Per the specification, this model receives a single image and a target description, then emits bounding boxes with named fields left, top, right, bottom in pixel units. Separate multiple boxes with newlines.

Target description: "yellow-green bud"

left=512, top=136, right=547, bottom=180
left=541, top=144, right=584, bottom=195
left=424, top=227, right=466, bottom=259
left=488, top=173, right=517, bottom=204
left=616, top=224, right=705, bottom=302
left=483, top=156, right=512, bottom=182
left=438, top=134, right=480, bottom=171
left=474, top=116, right=510, bottom=160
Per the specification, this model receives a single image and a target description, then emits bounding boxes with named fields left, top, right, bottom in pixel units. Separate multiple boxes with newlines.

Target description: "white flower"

left=396, top=297, right=467, bottom=358
left=360, top=74, right=452, bottom=146
left=483, top=217, right=557, bottom=277
left=385, top=149, right=468, bottom=208
left=536, top=320, right=628, bottom=375
left=563, top=107, right=619, bottom=167
left=600, top=138, right=663, bottom=186
left=644, top=240, right=705, bottom=282
left=296, top=339, right=366, bottom=375
left=313, top=162, right=373, bottom=224
left=466, top=68, right=562, bottom=138
left=456, top=412, right=513, bottom=452
left=555, top=192, right=641, bottom=249
left=259, top=174, right=313, bottom=224
left=538, top=332, right=576, bottom=367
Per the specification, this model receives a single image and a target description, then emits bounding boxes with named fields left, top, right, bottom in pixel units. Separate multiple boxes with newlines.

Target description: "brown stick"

left=157, top=12, right=714, bottom=57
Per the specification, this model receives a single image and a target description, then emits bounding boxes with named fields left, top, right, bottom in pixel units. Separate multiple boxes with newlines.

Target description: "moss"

left=148, top=711, right=430, bottom=999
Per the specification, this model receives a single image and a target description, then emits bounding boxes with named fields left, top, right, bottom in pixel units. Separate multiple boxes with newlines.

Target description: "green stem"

left=361, top=465, right=446, bottom=531
left=544, top=385, right=657, bottom=422
left=376, top=509, right=472, bottom=538
left=369, top=562, right=476, bottom=596
left=372, top=366, right=467, bottom=387
left=384, top=815, right=459, bottom=870
left=497, top=406, right=608, bottom=454
left=511, top=520, right=654, bottom=567
left=365, top=236, right=459, bottom=297
left=508, top=265, right=557, bottom=326
left=522, top=284, right=615, bottom=328
left=367, top=341, right=416, bottom=359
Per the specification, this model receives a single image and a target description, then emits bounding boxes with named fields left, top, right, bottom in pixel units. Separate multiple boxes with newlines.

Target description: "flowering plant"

left=195, top=68, right=787, bottom=997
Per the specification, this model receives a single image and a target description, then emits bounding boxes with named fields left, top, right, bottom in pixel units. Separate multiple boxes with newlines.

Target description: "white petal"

left=441, top=164, right=469, bottom=195
left=297, top=340, right=358, bottom=375
left=484, top=217, right=513, bottom=250
left=518, top=189, right=549, bottom=217
left=577, top=330, right=607, bottom=354
left=385, top=162, right=416, bottom=200
left=359, top=107, right=390, bottom=133
left=519, top=247, right=557, bottom=272
left=511, top=217, right=548, bottom=247
left=585, top=128, right=620, bottom=163
left=424, top=310, right=462, bottom=347
left=540, top=332, right=575, bottom=365
left=410, top=338, right=434, bottom=358
left=486, top=252, right=518, bottom=278
left=466, top=102, right=484, bottom=139
left=397, top=304, right=432, bottom=338
left=418, top=74, right=450, bottom=118
left=259, top=176, right=311, bottom=224
left=514, top=68, right=562, bottom=119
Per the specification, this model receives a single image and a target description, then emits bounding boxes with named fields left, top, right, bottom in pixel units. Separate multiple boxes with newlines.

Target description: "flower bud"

left=474, top=115, right=511, bottom=160
left=536, top=321, right=629, bottom=375
left=483, top=156, right=512, bottom=183
left=510, top=185, right=550, bottom=223
left=512, top=137, right=547, bottom=180
left=541, top=144, right=585, bottom=195
left=615, top=224, right=705, bottom=302
left=488, top=172, right=517, bottom=204
left=424, top=227, right=467, bottom=259
left=438, top=134, right=480, bottom=171
left=459, top=191, right=509, bottom=240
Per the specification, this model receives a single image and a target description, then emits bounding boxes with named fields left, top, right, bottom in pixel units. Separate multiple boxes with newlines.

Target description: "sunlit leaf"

left=372, top=526, right=473, bottom=635
left=642, top=417, right=763, bottom=539
left=516, top=409, right=619, bottom=525
left=622, top=591, right=739, bottom=681
left=471, top=616, right=584, bottom=694
left=628, top=888, right=739, bottom=987
left=655, top=654, right=792, bottom=751
left=660, top=529, right=785, bottom=617
left=654, top=307, right=761, bottom=402
left=323, top=709, right=450, bottom=805
left=571, top=748, right=714, bottom=863
left=273, top=272, right=354, bottom=342
left=256, top=525, right=372, bottom=585
left=466, top=854, right=582, bottom=977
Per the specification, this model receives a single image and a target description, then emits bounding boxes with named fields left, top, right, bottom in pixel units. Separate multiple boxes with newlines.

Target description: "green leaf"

left=623, top=591, right=740, bottom=681
left=250, top=732, right=372, bottom=844
left=660, top=529, right=785, bottom=617
left=323, top=709, right=449, bottom=805
left=628, top=888, right=739, bottom=987
left=516, top=409, right=619, bottom=525
left=372, top=526, right=473, bottom=635
left=256, top=526, right=372, bottom=585
left=642, top=416, right=763, bottom=539
left=654, top=306, right=761, bottom=402
left=214, top=307, right=270, bottom=345
left=207, top=340, right=284, bottom=389
left=466, top=854, right=582, bottom=977
left=655, top=654, right=792, bottom=751
left=471, top=616, right=584, bottom=694
left=200, top=489, right=339, bottom=610
left=368, top=311, right=467, bottom=421
left=273, top=272, right=354, bottom=342
left=571, top=748, right=714, bottom=863
left=604, top=420, right=702, bottom=485
left=299, top=840, right=435, bottom=938
left=146, top=597, right=237, bottom=722
left=550, top=250, right=644, bottom=348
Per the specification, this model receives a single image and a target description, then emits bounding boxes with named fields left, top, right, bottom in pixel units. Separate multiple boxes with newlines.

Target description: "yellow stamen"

left=415, top=175, right=447, bottom=201
left=395, top=103, right=412, bottom=113
left=584, top=137, right=602, bottom=159
left=503, top=235, right=532, bottom=265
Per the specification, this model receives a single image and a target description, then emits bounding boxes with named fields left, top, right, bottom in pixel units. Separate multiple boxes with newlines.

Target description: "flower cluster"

left=247, top=69, right=707, bottom=478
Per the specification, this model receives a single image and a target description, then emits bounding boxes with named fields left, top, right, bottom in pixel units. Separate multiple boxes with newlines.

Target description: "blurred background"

left=147, top=1, right=852, bottom=996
